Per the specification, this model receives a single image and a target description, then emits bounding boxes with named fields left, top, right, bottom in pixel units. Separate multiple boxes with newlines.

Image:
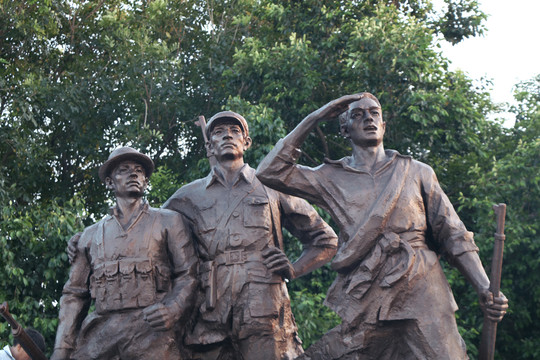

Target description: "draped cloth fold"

left=331, top=157, right=411, bottom=273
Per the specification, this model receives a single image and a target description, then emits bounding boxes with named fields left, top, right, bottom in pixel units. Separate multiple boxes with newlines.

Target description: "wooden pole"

left=479, top=203, right=506, bottom=360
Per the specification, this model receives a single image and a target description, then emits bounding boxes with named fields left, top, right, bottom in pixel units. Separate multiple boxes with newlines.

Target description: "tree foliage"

left=1, top=0, right=537, bottom=358
left=451, top=76, right=540, bottom=359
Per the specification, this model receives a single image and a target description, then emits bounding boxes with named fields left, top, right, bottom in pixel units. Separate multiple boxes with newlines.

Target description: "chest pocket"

left=196, top=200, right=217, bottom=234
left=243, top=196, right=271, bottom=230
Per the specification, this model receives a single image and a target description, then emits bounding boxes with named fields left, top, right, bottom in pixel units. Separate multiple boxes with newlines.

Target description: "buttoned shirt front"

left=164, top=164, right=337, bottom=264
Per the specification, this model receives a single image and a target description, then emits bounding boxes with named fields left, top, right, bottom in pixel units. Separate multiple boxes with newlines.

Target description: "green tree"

left=450, top=76, right=539, bottom=359
left=0, top=196, right=85, bottom=349
left=4, top=1, right=535, bottom=358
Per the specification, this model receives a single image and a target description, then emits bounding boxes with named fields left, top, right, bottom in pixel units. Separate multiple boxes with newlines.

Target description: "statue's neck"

left=350, top=143, right=386, bottom=172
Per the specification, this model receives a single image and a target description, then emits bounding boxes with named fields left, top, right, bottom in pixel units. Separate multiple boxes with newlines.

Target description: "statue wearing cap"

left=52, top=147, right=198, bottom=360
left=163, top=112, right=339, bottom=359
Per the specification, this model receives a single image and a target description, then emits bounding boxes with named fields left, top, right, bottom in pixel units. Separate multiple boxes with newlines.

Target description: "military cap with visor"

left=205, top=111, right=249, bottom=139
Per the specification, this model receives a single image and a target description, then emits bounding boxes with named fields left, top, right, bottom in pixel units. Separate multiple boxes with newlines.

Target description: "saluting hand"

left=309, top=94, right=364, bottom=123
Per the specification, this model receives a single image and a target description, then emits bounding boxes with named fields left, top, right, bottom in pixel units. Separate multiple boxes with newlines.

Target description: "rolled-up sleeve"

left=257, top=139, right=302, bottom=189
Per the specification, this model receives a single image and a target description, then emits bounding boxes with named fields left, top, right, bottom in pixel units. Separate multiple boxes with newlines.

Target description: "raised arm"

left=281, top=94, right=362, bottom=148
left=257, top=94, right=361, bottom=197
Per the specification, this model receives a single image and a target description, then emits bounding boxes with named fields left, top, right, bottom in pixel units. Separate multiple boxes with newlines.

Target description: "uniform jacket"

left=53, top=202, right=197, bottom=353
left=163, top=164, right=337, bottom=342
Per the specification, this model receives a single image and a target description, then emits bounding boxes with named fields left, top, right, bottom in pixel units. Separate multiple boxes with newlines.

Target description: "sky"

left=435, top=0, right=540, bottom=125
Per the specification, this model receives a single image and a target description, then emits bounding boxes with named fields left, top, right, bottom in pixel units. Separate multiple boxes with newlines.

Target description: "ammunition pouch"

left=90, top=259, right=164, bottom=314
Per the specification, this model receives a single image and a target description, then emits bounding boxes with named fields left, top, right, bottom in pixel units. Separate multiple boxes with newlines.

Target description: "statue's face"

left=343, top=97, right=385, bottom=147
left=106, top=160, right=148, bottom=197
left=209, top=122, right=251, bottom=160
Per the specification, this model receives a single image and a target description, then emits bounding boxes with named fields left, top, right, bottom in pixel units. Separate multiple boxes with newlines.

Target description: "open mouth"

left=364, top=125, right=377, bottom=131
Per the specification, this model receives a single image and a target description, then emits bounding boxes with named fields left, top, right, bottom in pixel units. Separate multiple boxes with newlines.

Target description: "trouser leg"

left=189, top=341, right=236, bottom=360
left=302, top=315, right=468, bottom=360
left=237, top=283, right=303, bottom=360
left=74, top=310, right=182, bottom=360
left=72, top=313, right=120, bottom=360
left=403, top=313, right=468, bottom=360
left=117, top=310, right=182, bottom=360
left=238, top=332, right=303, bottom=360
left=301, top=324, right=367, bottom=360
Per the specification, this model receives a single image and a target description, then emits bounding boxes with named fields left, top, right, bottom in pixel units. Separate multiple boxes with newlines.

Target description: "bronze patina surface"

left=163, top=111, right=338, bottom=360
left=52, top=147, right=198, bottom=360
left=257, top=93, right=508, bottom=359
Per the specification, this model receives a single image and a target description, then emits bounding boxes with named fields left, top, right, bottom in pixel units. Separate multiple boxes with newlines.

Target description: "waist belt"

left=214, top=249, right=262, bottom=266
left=200, top=250, right=263, bottom=272
left=201, top=249, right=267, bottom=311
left=345, top=231, right=428, bottom=300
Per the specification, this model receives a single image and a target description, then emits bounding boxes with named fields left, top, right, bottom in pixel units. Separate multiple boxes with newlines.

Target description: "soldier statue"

left=52, top=147, right=198, bottom=360
left=163, top=111, right=338, bottom=360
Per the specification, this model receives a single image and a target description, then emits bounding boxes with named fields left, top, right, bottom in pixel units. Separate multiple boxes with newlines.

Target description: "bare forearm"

left=454, top=251, right=490, bottom=295
left=454, top=251, right=509, bottom=321
left=292, top=246, right=337, bottom=279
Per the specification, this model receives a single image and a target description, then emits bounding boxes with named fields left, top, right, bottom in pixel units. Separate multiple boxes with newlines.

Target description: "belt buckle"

left=225, top=250, right=245, bottom=265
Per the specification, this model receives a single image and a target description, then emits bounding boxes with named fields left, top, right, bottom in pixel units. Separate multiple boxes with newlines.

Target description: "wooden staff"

left=479, top=203, right=506, bottom=360
left=0, top=302, right=48, bottom=360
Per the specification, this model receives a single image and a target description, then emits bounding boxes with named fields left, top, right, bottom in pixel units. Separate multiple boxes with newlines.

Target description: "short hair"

left=339, top=92, right=382, bottom=126
left=13, top=328, right=46, bottom=354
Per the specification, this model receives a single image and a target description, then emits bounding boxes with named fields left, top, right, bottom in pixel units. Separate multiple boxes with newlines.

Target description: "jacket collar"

left=324, top=150, right=410, bottom=174
left=205, top=163, right=255, bottom=188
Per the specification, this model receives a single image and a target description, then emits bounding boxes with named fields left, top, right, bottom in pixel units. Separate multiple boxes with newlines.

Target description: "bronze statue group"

left=50, top=93, right=508, bottom=360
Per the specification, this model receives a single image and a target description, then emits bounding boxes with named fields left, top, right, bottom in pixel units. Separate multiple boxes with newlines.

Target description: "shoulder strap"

left=262, top=185, right=283, bottom=250
left=332, top=157, right=411, bottom=272
left=136, top=208, right=158, bottom=256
